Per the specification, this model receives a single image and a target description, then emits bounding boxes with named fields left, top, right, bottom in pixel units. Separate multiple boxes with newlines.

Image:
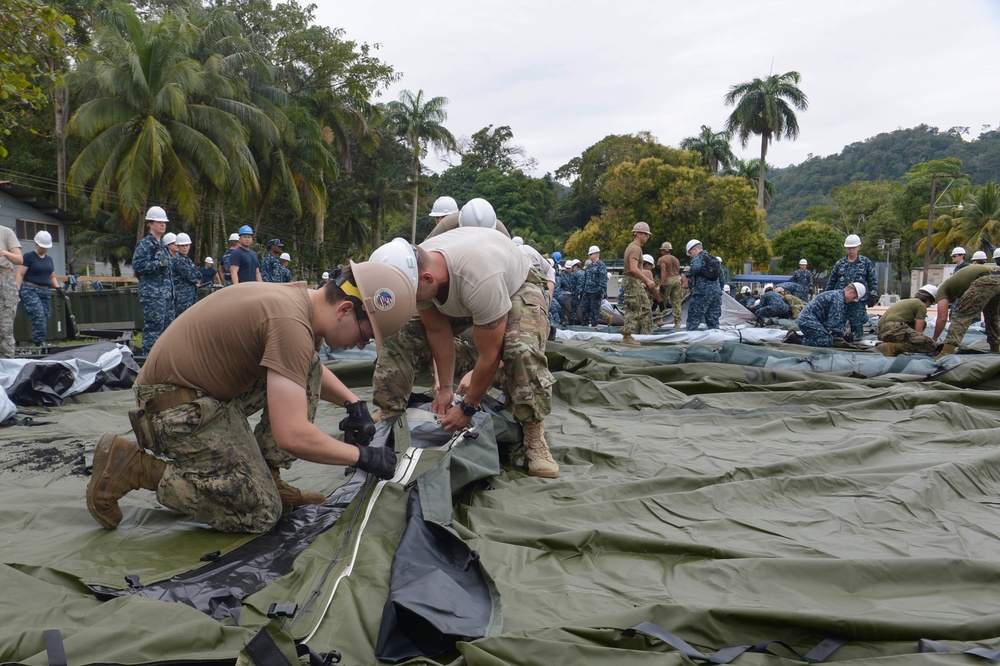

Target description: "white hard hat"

left=33, top=230, right=53, bottom=248
left=799, top=258, right=808, bottom=265
left=588, top=245, right=600, bottom=255
left=994, top=248, right=1000, bottom=259
left=850, top=282, right=867, bottom=300
left=369, top=237, right=418, bottom=291
left=918, top=284, right=938, bottom=301
left=322, top=271, right=330, bottom=280
left=685, top=239, right=702, bottom=253
left=844, top=234, right=862, bottom=248
left=145, top=206, right=169, bottom=222
left=279, top=252, right=291, bottom=261
left=764, top=282, right=774, bottom=290
left=546, top=257, right=555, bottom=267
left=512, top=236, right=524, bottom=246
left=951, top=246, right=966, bottom=256
left=972, top=250, right=987, bottom=261
left=162, top=232, right=177, bottom=245
left=741, top=285, right=751, bottom=294
left=175, top=232, right=191, bottom=245
left=642, top=253, right=654, bottom=265
left=458, top=198, right=497, bottom=230
left=205, top=257, right=214, bottom=264
left=723, top=284, right=731, bottom=293
left=429, top=196, right=458, bottom=217
left=563, top=260, right=573, bottom=269
left=229, top=233, right=240, bottom=242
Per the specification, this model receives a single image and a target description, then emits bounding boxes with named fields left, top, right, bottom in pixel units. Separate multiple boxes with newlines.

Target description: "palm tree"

left=67, top=4, right=270, bottom=239
left=383, top=89, right=457, bottom=242
left=956, top=182, right=1000, bottom=250
left=724, top=71, right=808, bottom=209
left=913, top=185, right=969, bottom=260
left=679, top=125, right=734, bottom=173
left=725, top=158, right=775, bottom=208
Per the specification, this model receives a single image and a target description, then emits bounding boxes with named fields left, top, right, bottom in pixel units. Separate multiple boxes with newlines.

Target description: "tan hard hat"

left=350, top=260, right=416, bottom=351
left=632, top=221, right=651, bottom=234
left=660, top=241, right=672, bottom=251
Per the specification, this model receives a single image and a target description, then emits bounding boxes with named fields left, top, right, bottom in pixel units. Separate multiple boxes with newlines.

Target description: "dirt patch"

left=0, top=436, right=88, bottom=478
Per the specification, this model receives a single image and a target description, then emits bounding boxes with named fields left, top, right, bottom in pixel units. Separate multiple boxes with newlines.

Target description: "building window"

left=16, top=219, right=60, bottom=245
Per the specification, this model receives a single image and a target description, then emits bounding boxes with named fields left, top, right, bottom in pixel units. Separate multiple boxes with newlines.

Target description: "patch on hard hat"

left=373, top=288, right=396, bottom=311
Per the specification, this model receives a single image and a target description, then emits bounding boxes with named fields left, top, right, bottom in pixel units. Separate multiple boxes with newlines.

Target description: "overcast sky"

left=314, top=0, right=1000, bottom=179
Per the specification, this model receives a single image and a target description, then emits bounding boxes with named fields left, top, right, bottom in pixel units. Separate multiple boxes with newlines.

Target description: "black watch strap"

left=459, top=400, right=479, bottom=416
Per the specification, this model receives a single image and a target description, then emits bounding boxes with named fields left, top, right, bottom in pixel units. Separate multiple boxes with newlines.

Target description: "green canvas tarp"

left=2, top=340, right=1000, bottom=665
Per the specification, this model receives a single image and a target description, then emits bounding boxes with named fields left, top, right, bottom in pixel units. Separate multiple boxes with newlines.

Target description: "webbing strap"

left=43, top=629, right=66, bottom=666
left=245, top=628, right=294, bottom=666
left=919, top=639, right=1000, bottom=661
left=627, top=622, right=846, bottom=664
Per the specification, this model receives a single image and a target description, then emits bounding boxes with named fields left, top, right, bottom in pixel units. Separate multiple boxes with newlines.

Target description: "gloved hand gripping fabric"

left=339, top=400, right=376, bottom=446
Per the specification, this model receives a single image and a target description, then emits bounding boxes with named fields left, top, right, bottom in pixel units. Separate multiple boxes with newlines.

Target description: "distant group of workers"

left=133, top=207, right=296, bottom=355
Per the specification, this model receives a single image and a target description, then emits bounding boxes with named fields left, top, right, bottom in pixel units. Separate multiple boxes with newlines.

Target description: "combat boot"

left=879, top=342, right=904, bottom=357
left=620, top=334, right=641, bottom=346
left=87, top=433, right=166, bottom=529
left=521, top=420, right=559, bottom=479
left=934, top=344, right=957, bottom=360
left=270, top=468, right=326, bottom=509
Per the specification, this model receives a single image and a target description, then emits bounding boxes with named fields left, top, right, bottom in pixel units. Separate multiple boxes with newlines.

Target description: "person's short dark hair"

left=323, top=265, right=369, bottom=324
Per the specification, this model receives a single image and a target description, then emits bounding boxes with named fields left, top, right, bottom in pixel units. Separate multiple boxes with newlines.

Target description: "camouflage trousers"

left=134, top=353, right=321, bottom=533
left=373, top=281, right=554, bottom=424
left=845, top=301, right=869, bottom=338
left=687, top=289, right=721, bottom=330
left=944, top=273, right=1000, bottom=348
left=659, top=277, right=684, bottom=323
left=581, top=292, right=602, bottom=326
left=139, top=284, right=176, bottom=356
left=621, top=275, right=653, bottom=335
left=19, top=283, right=51, bottom=344
left=877, top=321, right=936, bottom=354
left=0, top=271, right=18, bottom=357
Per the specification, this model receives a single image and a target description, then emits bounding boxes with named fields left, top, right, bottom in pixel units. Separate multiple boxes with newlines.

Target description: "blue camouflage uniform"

left=278, top=264, right=293, bottom=283
left=568, top=269, right=583, bottom=324
left=172, top=254, right=201, bottom=316
left=686, top=252, right=722, bottom=330
left=133, top=233, right=175, bottom=355
left=550, top=270, right=566, bottom=326
left=791, top=268, right=813, bottom=296
left=260, top=253, right=282, bottom=283
left=824, top=255, right=877, bottom=337
left=778, top=280, right=809, bottom=301
left=754, top=290, right=791, bottom=319
left=797, top=289, right=847, bottom=347
left=220, top=248, right=234, bottom=286
left=582, top=260, right=607, bottom=326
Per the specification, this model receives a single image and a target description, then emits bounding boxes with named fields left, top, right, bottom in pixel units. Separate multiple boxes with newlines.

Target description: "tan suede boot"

left=934, top=343, right=957, bottom=360
left=879, top=342, right=904, bottom=357
left=620, top=334, right=641, bottom=346
left=521, top=421, right=559, bottom=479
left=87, top=433, right=166, bottom=529
left=270, top=468, right=326, bottom=509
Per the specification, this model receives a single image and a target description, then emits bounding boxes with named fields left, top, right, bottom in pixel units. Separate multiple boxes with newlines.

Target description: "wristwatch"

left=458, top=400, right=479, bottom=416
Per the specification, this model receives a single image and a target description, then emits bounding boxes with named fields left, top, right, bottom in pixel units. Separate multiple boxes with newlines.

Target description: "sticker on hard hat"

left=373, top=288, right=396, bottom=311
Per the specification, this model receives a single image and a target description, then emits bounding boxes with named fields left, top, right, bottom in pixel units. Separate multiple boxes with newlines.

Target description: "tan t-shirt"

left=623, top=241, right=644, bottom=280
left=138, top=282, right=320, bottom=400
left=657, top=253, right=680, bottom=280
left=423, top=212, right=511, bottom=240
left=0, top=226, right=22, bottom=271
left=418, top=227, right=531, bottom=324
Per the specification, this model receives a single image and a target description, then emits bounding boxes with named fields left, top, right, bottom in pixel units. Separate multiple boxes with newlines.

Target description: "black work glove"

left=55, top=287, right=64, bottom=296
left=339, top=400, right=375, bottom=446
left=842, top=332, right=855, bottom=343
left=354, top=444, right=396, bottom=480
left=866, top=293, right=878, bottom=308
left=158, top=256, right=170, bottom=268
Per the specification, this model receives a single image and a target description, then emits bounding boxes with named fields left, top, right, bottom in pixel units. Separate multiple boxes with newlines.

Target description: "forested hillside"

left=766, top=125, right=1000, bottom=234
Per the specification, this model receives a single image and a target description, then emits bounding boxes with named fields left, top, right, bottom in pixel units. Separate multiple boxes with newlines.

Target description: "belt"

left=142, top=387, right=205, bottom=414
